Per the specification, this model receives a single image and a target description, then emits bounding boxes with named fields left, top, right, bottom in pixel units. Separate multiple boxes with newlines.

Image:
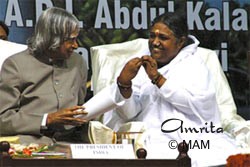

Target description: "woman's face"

left=149, top=22, right=184, bottom=67
left=0, top=26, right=8, bottom=40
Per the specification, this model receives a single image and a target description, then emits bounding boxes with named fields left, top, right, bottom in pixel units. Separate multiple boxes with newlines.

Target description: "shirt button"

left=59, top=94, right=63, bottom=98
left=55, top=81, right=59, bottom=85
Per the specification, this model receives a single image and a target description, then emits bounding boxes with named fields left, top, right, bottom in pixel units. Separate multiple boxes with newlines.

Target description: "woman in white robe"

left=107, top=12, right=238, bottom=166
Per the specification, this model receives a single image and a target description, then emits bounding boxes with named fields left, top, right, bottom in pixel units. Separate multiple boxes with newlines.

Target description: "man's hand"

left=46, top=106, right=88, bottom=126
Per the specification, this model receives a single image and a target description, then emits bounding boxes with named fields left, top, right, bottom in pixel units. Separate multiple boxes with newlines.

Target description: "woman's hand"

left=117, top=57, right=142, bottom=98
left=142, top=56, right=166, bottom=87
left=141, top=55, right=159, bottom=80
left=118, top=57, right=143, bottom=84
left=46, top=106, right=88, bottom=126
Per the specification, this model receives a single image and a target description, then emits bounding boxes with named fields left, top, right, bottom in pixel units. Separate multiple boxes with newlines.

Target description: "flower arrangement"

left=8, top=143, right=49, bottom=158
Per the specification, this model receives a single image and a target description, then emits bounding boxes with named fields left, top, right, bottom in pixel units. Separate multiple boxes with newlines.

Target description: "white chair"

left=0, top=39, right=27, bottom=71
left=91, top=38, right=149, bottom=94
left=90, top=38, right=250, bottom=148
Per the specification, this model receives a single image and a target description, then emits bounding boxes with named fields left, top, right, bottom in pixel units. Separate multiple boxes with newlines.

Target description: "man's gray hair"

left=27, top=7, right=79, bottom=56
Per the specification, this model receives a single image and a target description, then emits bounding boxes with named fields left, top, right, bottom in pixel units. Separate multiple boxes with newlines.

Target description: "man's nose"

left=72, top=40, right=78, bottom=49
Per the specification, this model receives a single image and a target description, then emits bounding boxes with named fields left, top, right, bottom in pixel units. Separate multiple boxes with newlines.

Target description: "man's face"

left=0, top=25, right=8, bottom=40
left=55, top=30, right=79, bottom=60
left=148, top=22, right=184, bottom=66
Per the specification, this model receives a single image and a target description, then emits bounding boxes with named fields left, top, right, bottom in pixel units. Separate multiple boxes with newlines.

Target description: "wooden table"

left=0, top=141, right=191, bottom=167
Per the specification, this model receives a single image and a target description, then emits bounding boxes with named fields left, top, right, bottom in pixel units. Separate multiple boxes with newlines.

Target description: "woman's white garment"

left=106, top=36, right=238, bottom=166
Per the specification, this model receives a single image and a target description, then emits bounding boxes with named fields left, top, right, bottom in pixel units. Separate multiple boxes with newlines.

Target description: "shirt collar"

left=34, top=53, right=67, bottom=68
left=158, top=35, right=200, bottom=74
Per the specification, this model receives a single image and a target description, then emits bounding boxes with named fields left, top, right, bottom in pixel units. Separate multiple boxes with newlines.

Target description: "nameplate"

left=70, top=144, right=135, bottom=159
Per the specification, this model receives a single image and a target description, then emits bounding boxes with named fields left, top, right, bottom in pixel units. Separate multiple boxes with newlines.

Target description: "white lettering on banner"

left=168, top=1, right=174, bottom=12
left=149, top=0, right=174, bottom=21
left=187, top=1, right=248, bottom=31
left=205, top=8, right=221, bottom=30
left=132, top=1, right=147, bottom=29
left=232, top=8, right=248, bottom=31
left=115, top=0, right=130, bottom=29
left=221, top=43, right=228, bottom=72
left=5, top=0, right=24, bottom=26
left=223, top=2, right=230, bottom=30
left=215, top=43, right=228, bottom=71
left=3, top=0, right=248, bottom=31
left=149, top=7, right=164, bottom=23
left=95, top=0, right=113, bottom=28
left=35, top=0, right=84, bottom=28
left=65, top=0, right=73, bottom=13
left=187, top=1, right=204, bottom=30
left=36, top=0, right=53, bottom=22
left=95, top=0, right=175, bottom=29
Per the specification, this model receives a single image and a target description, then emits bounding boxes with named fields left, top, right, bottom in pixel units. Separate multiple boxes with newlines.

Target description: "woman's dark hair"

left=0, top=21, right=9, bottom=36
left=151, top=12, right=189, bottom=40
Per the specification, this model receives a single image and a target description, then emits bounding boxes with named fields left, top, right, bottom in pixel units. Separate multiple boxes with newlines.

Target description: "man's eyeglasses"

left=63, top=36, right=78, bottom=44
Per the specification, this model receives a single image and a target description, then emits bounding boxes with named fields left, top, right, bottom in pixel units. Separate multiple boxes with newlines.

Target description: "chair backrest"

left=0, top=40, right=27, bottom=71
left=90, top=38, right=149, bottom=95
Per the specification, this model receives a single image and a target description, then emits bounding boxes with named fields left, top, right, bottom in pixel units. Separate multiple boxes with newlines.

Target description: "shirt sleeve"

left=77, top=54, right=88, bottom=105
left=110, top=82, right=142, bottom=121
left=41, top=113, right=48, bottom=127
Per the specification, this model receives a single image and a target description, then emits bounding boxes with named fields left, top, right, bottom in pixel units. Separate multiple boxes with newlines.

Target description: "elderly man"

left=0, top=7, right=89, bottom=144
